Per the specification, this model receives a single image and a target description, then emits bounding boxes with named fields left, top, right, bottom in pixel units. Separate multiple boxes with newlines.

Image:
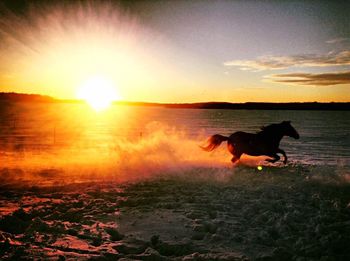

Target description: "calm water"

left=1, top=102, right=350, bottom=168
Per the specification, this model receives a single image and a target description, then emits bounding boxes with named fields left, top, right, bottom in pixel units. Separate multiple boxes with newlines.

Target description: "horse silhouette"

left=201, top=121, right=299, bottom=164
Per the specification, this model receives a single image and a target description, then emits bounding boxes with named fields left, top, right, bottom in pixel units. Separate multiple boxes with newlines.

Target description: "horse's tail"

left=200, top=134, right=229, bottom=152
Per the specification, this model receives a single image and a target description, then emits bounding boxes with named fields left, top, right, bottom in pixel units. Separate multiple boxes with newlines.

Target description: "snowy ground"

left=0, top=166, right=350, bottom=260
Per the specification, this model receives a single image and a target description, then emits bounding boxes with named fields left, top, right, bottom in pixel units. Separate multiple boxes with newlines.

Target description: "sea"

left=0, top=102, right=350, bottom=182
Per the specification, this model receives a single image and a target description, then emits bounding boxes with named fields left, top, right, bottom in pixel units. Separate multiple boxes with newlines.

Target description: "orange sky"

left=0, top=1, right=349, bottom=103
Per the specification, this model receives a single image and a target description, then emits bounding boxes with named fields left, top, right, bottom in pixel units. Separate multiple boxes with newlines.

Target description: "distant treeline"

left=1, top=92, right=350, bottom=110
left=0, top=92, right=79, bottom=104
left=116, top=101, right=350, bottom=111
left=0, top=92, right=56, bottom=103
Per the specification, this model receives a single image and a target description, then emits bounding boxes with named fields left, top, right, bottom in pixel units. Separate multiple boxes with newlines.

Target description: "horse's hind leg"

left=232, top=152, right=243, bottom=165
left=231, top=156, right=239, bottom=164
left=227, top=142, right=234, bottom=154
left=228, top=142, right=241, bottom=164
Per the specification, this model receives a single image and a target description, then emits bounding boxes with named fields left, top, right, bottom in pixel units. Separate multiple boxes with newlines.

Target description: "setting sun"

left=76, top=76, right=120, bottom=111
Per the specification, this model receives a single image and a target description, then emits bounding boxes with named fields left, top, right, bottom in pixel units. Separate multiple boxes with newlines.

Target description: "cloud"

left=265, top=70, right=350, bottom=86
left=326, top=37, right=349, bottom=44
left=224, top=51, right=350, bottom=71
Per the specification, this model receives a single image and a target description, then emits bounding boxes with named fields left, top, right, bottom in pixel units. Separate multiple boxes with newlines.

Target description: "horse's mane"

left=258, top=123, right=281, bottom=135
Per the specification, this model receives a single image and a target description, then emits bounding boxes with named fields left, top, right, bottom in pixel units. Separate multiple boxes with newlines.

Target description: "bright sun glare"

left=77, top=76, right=120, bottom=111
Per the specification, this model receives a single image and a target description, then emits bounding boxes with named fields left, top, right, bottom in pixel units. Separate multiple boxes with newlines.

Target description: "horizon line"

left=1, top=91, right=350, bottom=105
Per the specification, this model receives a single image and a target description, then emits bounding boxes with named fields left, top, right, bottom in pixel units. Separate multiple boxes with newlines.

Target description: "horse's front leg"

left=277, top=148, right=287, bottom=164
left=266, top=154, right=280, bottom=163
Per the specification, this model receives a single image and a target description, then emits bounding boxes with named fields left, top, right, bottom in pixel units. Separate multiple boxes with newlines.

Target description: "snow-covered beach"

left=1, top=165, right=349, bottom=260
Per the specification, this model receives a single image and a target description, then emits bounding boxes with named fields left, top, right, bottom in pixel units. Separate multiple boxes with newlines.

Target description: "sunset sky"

left=0, top=0, right=349, bottom=103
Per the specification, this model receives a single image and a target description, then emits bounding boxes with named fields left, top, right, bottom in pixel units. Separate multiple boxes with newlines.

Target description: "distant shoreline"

left=1, top=92, right=350, bottom=111
left=115, top=101, right=350, bottom=111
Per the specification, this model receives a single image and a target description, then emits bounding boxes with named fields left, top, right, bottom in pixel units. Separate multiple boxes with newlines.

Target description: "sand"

left=0, top=166, right=350, bottom=260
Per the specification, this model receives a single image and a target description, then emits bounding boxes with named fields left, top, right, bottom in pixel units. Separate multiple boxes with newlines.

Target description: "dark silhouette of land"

left=0, top=92, right=56, bottom=103
left=1, top=92, right=350, bottom=110
left=116, top=101, right=350, bottom=111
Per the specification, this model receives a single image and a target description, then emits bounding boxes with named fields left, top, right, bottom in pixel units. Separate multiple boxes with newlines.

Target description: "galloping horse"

left=201, top=121, right=299, bottom=164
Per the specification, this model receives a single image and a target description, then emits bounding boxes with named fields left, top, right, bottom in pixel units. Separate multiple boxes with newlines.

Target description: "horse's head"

left=281, top=121, right=299, bottom=139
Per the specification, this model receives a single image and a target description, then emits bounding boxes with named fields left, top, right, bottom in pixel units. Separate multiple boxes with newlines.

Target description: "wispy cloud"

left=224, top=51, right=350, bottom=71
left=265, top=70, right=350, bottom=86
left=326, top=37, right=349, bottom=44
